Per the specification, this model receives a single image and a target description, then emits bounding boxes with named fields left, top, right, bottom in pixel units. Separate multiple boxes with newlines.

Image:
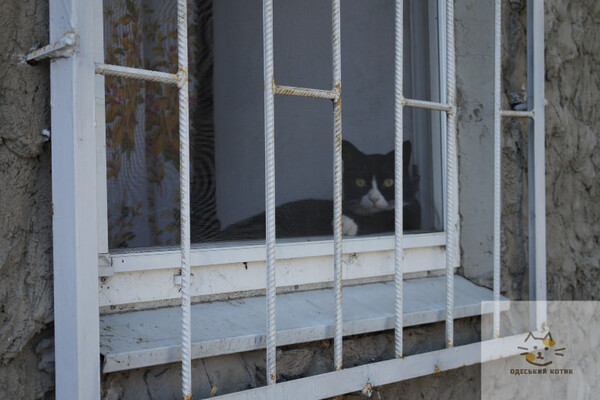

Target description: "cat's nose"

left=369, top=196, right=380, bottom=205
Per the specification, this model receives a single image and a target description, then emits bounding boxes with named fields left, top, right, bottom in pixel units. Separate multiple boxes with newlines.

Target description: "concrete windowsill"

left=100, top=275, right=507, bottom=373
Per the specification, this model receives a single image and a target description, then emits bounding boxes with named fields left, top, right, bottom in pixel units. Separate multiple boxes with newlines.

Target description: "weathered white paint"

left=105, top=232, right=446, bottom=274
left=209, top=331, right=539, bottom=400
left=331, top=0, right=344, bottom=372
left=527, top=0, right=547, bottom=331
left=95, top=0, right=108, bottom=256
left=262, top=0, right=277, bottom=384
left=99, top=245, right=447, bottom=307
left=493, top=0, right=502, bottom=341
left=100, top=275, right=509, bottom=373
left=393, top=0, right=404, bottom=359
left=444, top=0, right=458, bottom=348
left=51, top=0, right=100, bottom=398
left=26, top=31, right=77, bottom=63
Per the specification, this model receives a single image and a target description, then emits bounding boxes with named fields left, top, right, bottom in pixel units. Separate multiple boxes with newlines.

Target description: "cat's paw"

left=341, top=215, right=358, bottom=236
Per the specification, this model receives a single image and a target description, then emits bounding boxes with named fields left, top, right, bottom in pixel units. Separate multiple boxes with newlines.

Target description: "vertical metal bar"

left=527, top=0, right=547, bottom=332
left=493, top=0, right=502, bottom=339
left=444, top=0, right=457, bottom=348
left=332, top=0, right=344, bottom=371
left=95, top=0, right=109, bottom=255
left=394, top=0, right=404, bottom=359
left=263, top=0, right=277, bottom=385
left=177, top=0, right=193, bottom=397
left=50, top=0, right=100, bottom=397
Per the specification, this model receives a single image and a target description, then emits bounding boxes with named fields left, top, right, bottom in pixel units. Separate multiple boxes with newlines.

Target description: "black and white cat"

left=340, top=140, right=421, bottom=236
left=217, top=140, right=421, bottom=240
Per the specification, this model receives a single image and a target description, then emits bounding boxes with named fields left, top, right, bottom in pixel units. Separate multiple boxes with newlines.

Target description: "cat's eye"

left=355, top=178, right=366, bottom=187
left=383, top=178, right=394, bottom=187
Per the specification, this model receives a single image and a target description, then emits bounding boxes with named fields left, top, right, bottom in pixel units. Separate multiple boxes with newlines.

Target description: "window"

left=47, top=0, right=547, bottom=397
left=98, top=0, right=456, bottom=308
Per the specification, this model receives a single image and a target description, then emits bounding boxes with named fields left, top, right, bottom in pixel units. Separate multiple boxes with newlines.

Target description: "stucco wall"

left=0, top=0, right=598, bottom=398
left=458, top=0, right=600, bottom=303
left=543, top=0, right=600, bottom=300
left=101, top=319, right=482, bottom=399
left=0, top=0, right=55, bottom=398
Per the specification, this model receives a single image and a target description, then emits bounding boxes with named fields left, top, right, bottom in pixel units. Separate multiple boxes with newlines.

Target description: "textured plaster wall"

left=458, top=0, right=600, bottom=303
left=0, top=0, right=55, bottom=398
left=543, top=0, right=600, bottom=300
left=101, top=319, right=482, bottom=399
left=455, top=0, right=531, bottom=300
left=0, top=0, right=599, bottom=399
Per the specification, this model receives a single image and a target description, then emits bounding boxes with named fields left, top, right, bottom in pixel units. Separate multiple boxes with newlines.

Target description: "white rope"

left=332, top=0, right=344, bottom=371
left=493, top=0, right=502, bottom=340
left=394, top=0, right=404, bottom=359
left=445, top=0, right=457, bottom=348
left=263, top=0, right=277, bottom=386
left=177, top=0, right=192, bottom=397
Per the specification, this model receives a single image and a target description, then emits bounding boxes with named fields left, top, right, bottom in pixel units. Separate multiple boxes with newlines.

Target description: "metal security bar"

left=88, top=1, right=546, bottom=399
left=444, top=0, right=458, bottom=349
left=526, top=0, right=547, bottom=333
left=262, top=0, right=344, bottom=382
left=393, top=0, right=404, bottom=359
left=331, top=0, right=344, bottom=373
left=492, top=0, right=546, bottom=339
left=262, top=0, right=277, bottom=385
left=396, top=0, right=458, bottom=350
left=493, top=0, right=502, bottom=341
left=95, top=0, right=193, bottom=398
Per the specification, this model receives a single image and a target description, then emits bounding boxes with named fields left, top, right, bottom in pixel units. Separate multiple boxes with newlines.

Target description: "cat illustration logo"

left=517, top=332, right=566, bottom=367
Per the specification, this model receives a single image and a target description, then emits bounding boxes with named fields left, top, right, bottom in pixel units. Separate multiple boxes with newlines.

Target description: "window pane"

left=103, top=0, right=185, bottom=248
left=104, top=0, right=443, bottom=249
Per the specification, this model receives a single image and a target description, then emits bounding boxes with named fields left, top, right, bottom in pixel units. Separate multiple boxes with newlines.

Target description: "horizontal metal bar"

left=27, top=31, right=77, bottom=64
left=402, top=98, right=452, bottom=113
left=95, top=64, right=179, bottom=85
left=211, top=332, right=536, bottom=400
left=499, top=109, right=534, bottom=119
left=274, top=84, right=338, bottom=100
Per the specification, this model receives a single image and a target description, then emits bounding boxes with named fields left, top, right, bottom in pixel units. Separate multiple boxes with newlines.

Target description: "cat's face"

left=517, top=332, right=565, bottom=367
left=342, top=140, right=412, bottom=215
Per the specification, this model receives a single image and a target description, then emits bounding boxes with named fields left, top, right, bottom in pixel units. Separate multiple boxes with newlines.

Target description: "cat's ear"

left=384, top=141, right=411, bottom=162
left=342, top=140, right=361, bottom=162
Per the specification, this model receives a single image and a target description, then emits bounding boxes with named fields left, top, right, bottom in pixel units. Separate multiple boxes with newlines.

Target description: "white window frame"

left=95, top=0, right=459, bottom=309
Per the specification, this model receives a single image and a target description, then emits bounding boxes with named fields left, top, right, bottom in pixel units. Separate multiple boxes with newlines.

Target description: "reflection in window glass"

left=104, top=0, right=443, bottom=249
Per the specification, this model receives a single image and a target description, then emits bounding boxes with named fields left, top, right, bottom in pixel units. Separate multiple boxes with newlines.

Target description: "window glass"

left=104, top=0, right=443, bottom=249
